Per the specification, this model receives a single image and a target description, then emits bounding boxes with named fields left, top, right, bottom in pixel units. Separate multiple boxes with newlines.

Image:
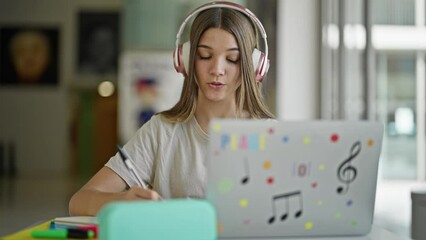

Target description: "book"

left=54, top=216, right=98, bottom=226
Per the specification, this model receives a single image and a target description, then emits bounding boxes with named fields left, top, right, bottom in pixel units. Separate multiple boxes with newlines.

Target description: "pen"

left=117, top=145, right=148, bottom=189
left=31, top=229, right=94, bottom=239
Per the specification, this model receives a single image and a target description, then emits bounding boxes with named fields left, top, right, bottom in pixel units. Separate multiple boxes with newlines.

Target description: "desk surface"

left=3, top=222, right=410, bottom=240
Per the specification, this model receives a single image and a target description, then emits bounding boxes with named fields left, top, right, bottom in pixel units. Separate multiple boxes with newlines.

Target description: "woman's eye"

left=197, top=53, right=211, bottom=60
left=227, top=58, right=239, bottom=64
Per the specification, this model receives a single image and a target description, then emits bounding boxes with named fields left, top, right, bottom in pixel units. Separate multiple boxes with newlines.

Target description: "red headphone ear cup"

left=173, top=44, right=184, bottom=74
left=174, top=42, right=191, bottom=76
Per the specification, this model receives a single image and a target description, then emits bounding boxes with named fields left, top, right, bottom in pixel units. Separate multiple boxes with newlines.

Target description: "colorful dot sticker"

left=212, top=124, right=221, bottom=132
left=319, top=163, right=325, bottom=171
left=331, top=134, right=339, bottom=142
left=305, top=221, right=313, bottom=230
left=317, top=200, right=324, bottom=206
left=352, top=221, right=358, bottom=227
left=217, top=220, right=223, bottom=233
left=335, top=212, right=341, bottom=219
left=347, top=200, right=353, bottom=206
left=282, top=136, right=289, bottom=143
left=268, top=128, right=275, bottom=134
left=303, top=137, right=311, bottom=144
left=217, top=179, right=234, bottom=193
left=263, top=160, right=272, bottom=169
left=311, top=181, right=318, bottom=188
left=266, top=177, right=274, bottom=184
left=243, top=219, right=251, bottom=225
left=240, top=199, right=248, bottom=207
left=368, top=139, right=374, bottom=147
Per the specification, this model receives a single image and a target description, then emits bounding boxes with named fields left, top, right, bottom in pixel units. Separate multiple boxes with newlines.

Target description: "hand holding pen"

left=117, top=145, right=148, bottom=189
left=116, top=145, right=162, bottom=200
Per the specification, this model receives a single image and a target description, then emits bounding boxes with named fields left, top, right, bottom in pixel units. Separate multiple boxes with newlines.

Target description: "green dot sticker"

left=335, top=212, right=341, bottom=219
left=217, top=178, right=233, bottom=193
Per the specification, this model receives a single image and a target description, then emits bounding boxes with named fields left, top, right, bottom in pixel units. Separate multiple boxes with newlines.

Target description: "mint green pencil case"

left=98, top=199, right=217, bottom=240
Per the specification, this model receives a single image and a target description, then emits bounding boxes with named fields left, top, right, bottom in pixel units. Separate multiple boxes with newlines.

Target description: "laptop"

left=206, top=119, right=383, bottom=238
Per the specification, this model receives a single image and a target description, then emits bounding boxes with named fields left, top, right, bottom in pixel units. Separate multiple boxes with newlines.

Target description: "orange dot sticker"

left=367, top=139, right=374, bottom=147
left=217, top=220, right=223, bottom=233
left=263, top=160, right=272, bottom=169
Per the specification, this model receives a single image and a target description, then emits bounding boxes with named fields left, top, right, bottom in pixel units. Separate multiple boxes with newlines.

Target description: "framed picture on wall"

left=0, top=27, right=59, bottom=86
left=77, top=11, right=120, bottom=76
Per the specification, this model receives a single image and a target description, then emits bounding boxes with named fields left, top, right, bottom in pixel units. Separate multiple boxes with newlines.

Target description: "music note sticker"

left=336, top=141, right=361, bottom=194
left=268, top=191, right=303, bottom=224
left=241, top=157, right=250, bottom=184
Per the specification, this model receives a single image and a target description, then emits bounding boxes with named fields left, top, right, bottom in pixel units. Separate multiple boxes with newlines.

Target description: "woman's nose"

left=209, top=58, right=225, bottom=76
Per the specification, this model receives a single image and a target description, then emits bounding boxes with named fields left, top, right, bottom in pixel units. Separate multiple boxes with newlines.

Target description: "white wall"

left=276, top=0, right=320, bottom=120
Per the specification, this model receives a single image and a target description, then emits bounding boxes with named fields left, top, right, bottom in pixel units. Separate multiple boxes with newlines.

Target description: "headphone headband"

left=175, top=1, right=269, bottom=78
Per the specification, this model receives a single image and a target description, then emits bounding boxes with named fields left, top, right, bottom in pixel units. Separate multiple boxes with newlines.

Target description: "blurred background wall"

left=0, top=0, right=281, bottom=178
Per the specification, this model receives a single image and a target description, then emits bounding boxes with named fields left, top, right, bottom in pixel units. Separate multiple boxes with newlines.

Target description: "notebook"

left=206, top=119, right=384, bottom=238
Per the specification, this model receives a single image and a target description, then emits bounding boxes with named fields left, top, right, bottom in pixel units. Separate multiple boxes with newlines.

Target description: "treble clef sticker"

left=337, top=141, right=361, bottom=194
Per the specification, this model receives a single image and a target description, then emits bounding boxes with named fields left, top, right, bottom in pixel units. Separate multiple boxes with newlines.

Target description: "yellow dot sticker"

left=212, top=124, right=222, bottom=132
left=319, top=164, right=325, bottom=171
left=240, top=199, right=248, bottom=207
left=367, top=139, right=374, bottom=147
left=305, top=221, right=313, bottom=230
left=303, top=137, right=311, bottom=144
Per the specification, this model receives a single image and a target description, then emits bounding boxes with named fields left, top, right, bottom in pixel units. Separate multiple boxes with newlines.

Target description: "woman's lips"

left=208, top=82, right=225, bottom=89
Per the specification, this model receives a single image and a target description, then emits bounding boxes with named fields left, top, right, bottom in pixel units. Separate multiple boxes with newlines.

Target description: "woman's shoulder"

left=144, top=114, right=177, bottom=130
left=145, top=114, right=190, bottom=135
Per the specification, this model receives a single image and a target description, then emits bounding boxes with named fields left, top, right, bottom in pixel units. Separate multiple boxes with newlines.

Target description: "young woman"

left=69, top=2, right=274, bottom=216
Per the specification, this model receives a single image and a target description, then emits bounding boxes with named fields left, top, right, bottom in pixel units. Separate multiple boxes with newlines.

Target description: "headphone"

left=173, top=1, right=269, bottom=82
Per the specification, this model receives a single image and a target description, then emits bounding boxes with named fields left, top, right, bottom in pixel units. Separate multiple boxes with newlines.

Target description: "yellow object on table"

left=2, top=220, right=51, bottom=240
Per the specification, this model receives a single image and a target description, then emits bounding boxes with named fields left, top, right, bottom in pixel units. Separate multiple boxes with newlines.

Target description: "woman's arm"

left=68, top=166, right=161, bottom=216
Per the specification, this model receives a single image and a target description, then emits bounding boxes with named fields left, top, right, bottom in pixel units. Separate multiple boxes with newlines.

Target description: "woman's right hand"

left=121, top=187, right=163, bottom=201
left=69, top=167, right=162, bottom=216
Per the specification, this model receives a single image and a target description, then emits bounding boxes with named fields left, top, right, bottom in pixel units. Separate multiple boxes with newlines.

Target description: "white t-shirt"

left=105, top=114, right=208, bottom=199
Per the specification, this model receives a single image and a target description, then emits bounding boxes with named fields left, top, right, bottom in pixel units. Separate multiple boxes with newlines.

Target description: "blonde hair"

left=161, top=7, right=274, bottom=122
